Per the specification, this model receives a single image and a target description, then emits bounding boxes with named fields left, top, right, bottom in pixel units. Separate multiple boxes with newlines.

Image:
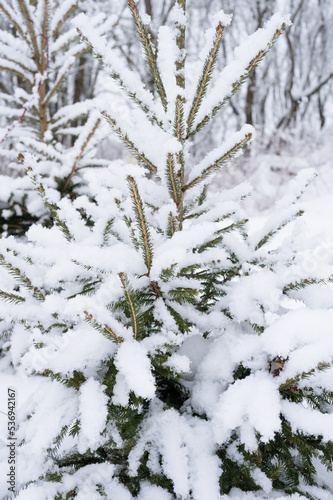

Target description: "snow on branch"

left=188, top=13, right=291, bottom=138
left=185, top=124, right=255, bottom=190
left=186, top=10, right=232, bottom=135
left=74, top=13, right=164, bottom=126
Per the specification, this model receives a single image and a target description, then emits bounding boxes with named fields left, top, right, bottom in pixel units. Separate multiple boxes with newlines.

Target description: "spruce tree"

left=0, top=2, right=332, bottom=499
left=0, top=0, right=109, bottom=236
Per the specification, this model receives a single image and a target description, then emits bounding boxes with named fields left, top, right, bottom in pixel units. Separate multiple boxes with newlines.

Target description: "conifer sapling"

left=0, top=2, right=332, bottom=499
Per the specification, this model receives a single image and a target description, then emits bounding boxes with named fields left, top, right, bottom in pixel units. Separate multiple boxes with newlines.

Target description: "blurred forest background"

left=0, top=0, right=332, bottom=234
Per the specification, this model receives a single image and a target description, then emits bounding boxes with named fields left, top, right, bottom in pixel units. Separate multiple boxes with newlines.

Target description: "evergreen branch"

left=165, top=303, right=193, bottom=333
left=0, top=63, right=33, bottom=84
left=40, top=369, right=86, bottom=390
left=0, top=253, right=45, bottom=301
left=187, top=26, right=287, bottom=139
left=67, top=279, right=102, bottom=299
left=174, top=96, right=185, bottom=142
left=55, top=35, right=83, bottom=55
left=283, top=275, right=333, bottom=294
left=127, top=0, right=168, bottom=111
left=172, top=103, right=186, bottom=224
left=0, top=289, right=25, bottom=304
left=168, top=286, right=199, bottom=305
left=173, top=98, right=185, bottom=217
left=175, top=0, right=186, bottom=90
left=198, top=184, right=209, bottom=206
left=160, top=264, right=177, bottom=282
left=194, top=219, right=248, bottom=254
left=184, top=132, right=253, bottom=190
left=0, top=1, right=31, bottom=48
left=17, top=0, right=40, bottom=69
left=123, top=214, right=140, bottom=251
left=167, top=212, right=177, bottom=237
left=255, top=210, right=304, bottom=251
left=0, top=54, right=34, bottom=77
left=119, top=272, right=138, bottom=339
left=52, top=2, right=78, bottom=37
left=84, top=311, right=123, bottom=343
left=77, top=32, right=164, bottom=129
left=173, top=1, right=186, bottom=232
left=41, top=0, right=49, bottom=73
left=186, top=22, right=225, bottom=135
left=0, top=105, right=30, bottom=145
left=151, top=280, right=162, bottom=298
left=102, top=218, right=115, bottom=246
left=127, top=175, right=153, bottom=274
left=44, top=63, right=74, bottom=106
left=176, top=151, right=185, bottom=225
left=62, top=117, right=101, bottom=193
left=177, top=263, right=202, bottom=279
left=101, top=111, right=157, bottom=174
left=279, top=364, right=331, bottom=397
left=166, top=154, right=181, bottom=207
left=47, top=423, right=70, bottom=460
left=24, top=164, right=73, bottom=242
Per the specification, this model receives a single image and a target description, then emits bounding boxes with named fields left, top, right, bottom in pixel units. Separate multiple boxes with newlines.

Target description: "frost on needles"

left=0, top=2, right=333, bottom=499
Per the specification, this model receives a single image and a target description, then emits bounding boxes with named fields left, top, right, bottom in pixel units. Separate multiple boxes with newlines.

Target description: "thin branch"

left=0, top=2, right=31, bottom=48
left=84, top=311, right=123, bottom=343
left=0, top=254, right=45, bottom=301
left=127, top=175, right=153, bottom=274
left=52, top=2, right=78, bottom=37
left=186, top=23, right=225, bottom=135
left=184, top=133, right=253, bottom=190
left=127, top=0, right=168, bottom=111
left=102, top=111, right=157, bottom=173
left=187, top=26, right=287, bottom=139
left=62, top=117, right=101, bottom=193
left=17, top=0, right=40, bottom=70
left=166, top=153, right=181, bottom=206
left=119, top=272, right=137, bottom=339
left=0, top=290, right=26, bottom=304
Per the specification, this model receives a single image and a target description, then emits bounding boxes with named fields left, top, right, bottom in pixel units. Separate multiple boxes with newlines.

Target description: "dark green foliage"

left=218, top=443, right=261, bottom=494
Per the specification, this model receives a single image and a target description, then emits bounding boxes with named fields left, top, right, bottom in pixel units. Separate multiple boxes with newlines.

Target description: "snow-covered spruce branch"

left=101, top=111, right=158, bottom=174
left=127, top=175, right=154, bottom=275
left=74, top=15, right=165, bottom=130
left=186, top=10, right=232, bottom=135
left=0, top=251, right=45, bottom=301
left=185, top=125, right=254, bottom=190
left=127, top=0, right=168, bottom=112
left=186, top=14, right=290, bottom=138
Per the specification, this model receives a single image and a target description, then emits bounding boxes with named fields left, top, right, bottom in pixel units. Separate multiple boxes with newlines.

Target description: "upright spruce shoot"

left=0, top=3, right=332, bottom=500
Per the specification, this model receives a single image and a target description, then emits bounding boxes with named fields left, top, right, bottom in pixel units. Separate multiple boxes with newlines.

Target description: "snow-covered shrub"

left=0, top=1, right=332, bottom=499
left=0, top=0, right=110, bottom=235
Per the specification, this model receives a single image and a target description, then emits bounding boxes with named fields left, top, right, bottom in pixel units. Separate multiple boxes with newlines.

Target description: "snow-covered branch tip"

left=187, top=15, right=290, bottom=138
left=84, top=311, right=123, bottom=343
left=127, top=175, right=153, bottom=274
left=186, top=13, right=231, bottom=135
left=101, top=111, right=158, bottom=174
left=185, top=128, right=254, bottom=190
left=127, top=0, right=168, bottom=111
